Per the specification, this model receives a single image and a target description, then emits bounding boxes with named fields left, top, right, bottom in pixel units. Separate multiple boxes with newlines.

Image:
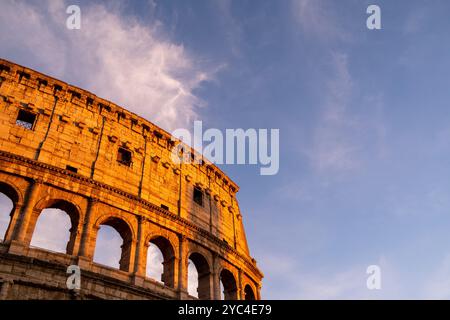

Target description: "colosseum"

left=0, top=58, right=263, bottom=300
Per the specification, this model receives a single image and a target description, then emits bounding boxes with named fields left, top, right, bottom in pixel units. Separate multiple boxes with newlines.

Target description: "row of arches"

left=0, top=181, right=257, bottom=300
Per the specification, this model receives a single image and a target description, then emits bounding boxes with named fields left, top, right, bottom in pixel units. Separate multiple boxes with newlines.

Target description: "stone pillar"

left=15, top=179, right=42, bottom=243
left=256, top=284, right=262, bottom=300
left=212, top=254, right=221, bottom=300
left=67, top=217, right=83, bottom=256
left=162, top=256, right=176, bottom=288
left=177, top=235, right=189, bottom=299
left=238, top=269, right=244, bottom=300
left=119, top=238, right=135, bottom=273
left=78, top=197, right=98, bottom=259
left=133, top=216, right=145, bottom=277
left=232, top=211, right=237, bottom=250
left=0, top=280, right=12, bottom=300
left=198, top=271, right=213, bottom=300
left=3, top=202, right=23, bottom=243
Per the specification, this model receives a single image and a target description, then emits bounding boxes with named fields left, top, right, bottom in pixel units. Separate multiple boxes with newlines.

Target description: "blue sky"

left=2, top=0, right=450, bottom=299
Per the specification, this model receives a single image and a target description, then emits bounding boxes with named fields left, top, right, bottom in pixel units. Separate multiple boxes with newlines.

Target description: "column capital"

left=32, top=177, right=44, bottom=185
left=178, top=234, right=187, bottom=242
left=89, top=197, right=100, bottom=203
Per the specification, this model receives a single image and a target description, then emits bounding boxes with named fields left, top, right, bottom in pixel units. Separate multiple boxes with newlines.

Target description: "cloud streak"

left=292, top=0, right=349, bottom=42
left=0, top=0, right=213, bottom=131
left=291, top=0, right=386, bottom=176
left=309, top=52, right=362, bottom=173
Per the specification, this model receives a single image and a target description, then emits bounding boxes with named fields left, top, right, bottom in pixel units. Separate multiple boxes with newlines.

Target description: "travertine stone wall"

left=0, top=58, right=263, bottom=300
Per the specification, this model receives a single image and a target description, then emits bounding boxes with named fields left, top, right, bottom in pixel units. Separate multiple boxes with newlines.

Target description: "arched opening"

left=220, top=269, right=238, bottom=300
left=146, top=236, right=175, bottom=287
left=30, top=200, right=79, bottom=254
left=147, top=243, right=164, bottom=282
left=244, top=284, right=256, bottom=300
left=188, top=259, right=199, bottom=298
left=0, top=182, right=19, bottom=242
left=188, top=252, right=211, bottom=300
left=93, top=225, right=122, bottom=269
left=93, top=217, right=133, bottom=272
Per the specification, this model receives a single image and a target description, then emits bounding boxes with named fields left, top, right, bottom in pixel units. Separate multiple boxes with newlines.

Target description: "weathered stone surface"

left=0, top=58, right=262, bottom=300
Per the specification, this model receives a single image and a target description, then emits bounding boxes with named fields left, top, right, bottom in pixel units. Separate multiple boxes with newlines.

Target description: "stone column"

left=177, top=235, right=189, bottom=299
left=3, top=202, right=24, bottom=243
left=0, top=280, right=12, bottom=300
left=78, top=197, right=98, bottom=259
left=119, top=238, right=135, bottom=273
left=15, top=178, right=43, bottom=243
left=198, top=270, right=213, bottom=300
left=212, top=254, right=221, bottom=300
left=133, top=216, right=145, bottom=276
left=238, top=269, right=244, bottom=300
left=232, top=211, right=237, bottom=250
left=162, top=256, right=176, bottom=288
left=256, top=284, right=262, bottom=300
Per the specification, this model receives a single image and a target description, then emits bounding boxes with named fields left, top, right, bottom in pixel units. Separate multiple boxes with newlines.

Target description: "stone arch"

left=0, top=181, right=21, bottom=241
left=188, top=251, right=212, bottom=300
left=145, top=234, right=176, bottom=288
left=143, top=228, right=179, bottom=261
left=29, top=198, right=81, bottom=254
left=0, top=181, right=22, bottom=205
left=93, top=214, right=135, bottom=272
left=244, top=284, right=256, bottom=300
left=219, top=268, right=238, bottom=300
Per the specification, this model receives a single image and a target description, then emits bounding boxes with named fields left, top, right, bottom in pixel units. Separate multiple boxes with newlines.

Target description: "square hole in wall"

left=117, top=147, right=132, bottom=167
left=193, top=187, right=204, bottom=206
left=66, top=165, right=78, bottom=173
left=16, top=109, right=36, bottom=130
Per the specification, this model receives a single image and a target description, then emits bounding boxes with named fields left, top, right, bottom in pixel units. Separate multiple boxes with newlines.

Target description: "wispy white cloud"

left=0, top=0, right=215, bottom=131
left=291, top=0, right=361, bottom=174
left=291, top=0, right=387, bottom=176
left=291, top=0, right=349, bottom=42
left=308, top=52, right=362, bottom=174
left=214, top=0, right=243, bottom=57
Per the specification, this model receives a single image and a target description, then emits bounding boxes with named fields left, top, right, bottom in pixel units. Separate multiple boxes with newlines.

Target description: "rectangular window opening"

left=117, top=147, right=132, bottom=167
left=66, top=165, right=78, bottom=173
left=161, top=204, right=169, bottom=211
left=193, top=187, right=204, bottom=206
left=16, top=109, right=36, bottom=130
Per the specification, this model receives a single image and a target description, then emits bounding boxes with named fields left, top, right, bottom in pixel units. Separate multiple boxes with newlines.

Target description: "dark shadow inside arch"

left=0, top=182, right=18, bottom=241
left=244, top=284, right=256, bottom=300
left=220, top=269, right=238, bottom=300
left=147, top=236, right=176, bottom=288
left=94, top=216, right=133, bottom=272
left=30, top=199, right=80, bottom=254
left=189, top=252, right=211, bottom=300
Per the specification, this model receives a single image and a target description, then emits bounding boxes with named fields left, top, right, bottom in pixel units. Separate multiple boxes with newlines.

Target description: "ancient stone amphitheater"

left=0, top=58, right=263, bottom=300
